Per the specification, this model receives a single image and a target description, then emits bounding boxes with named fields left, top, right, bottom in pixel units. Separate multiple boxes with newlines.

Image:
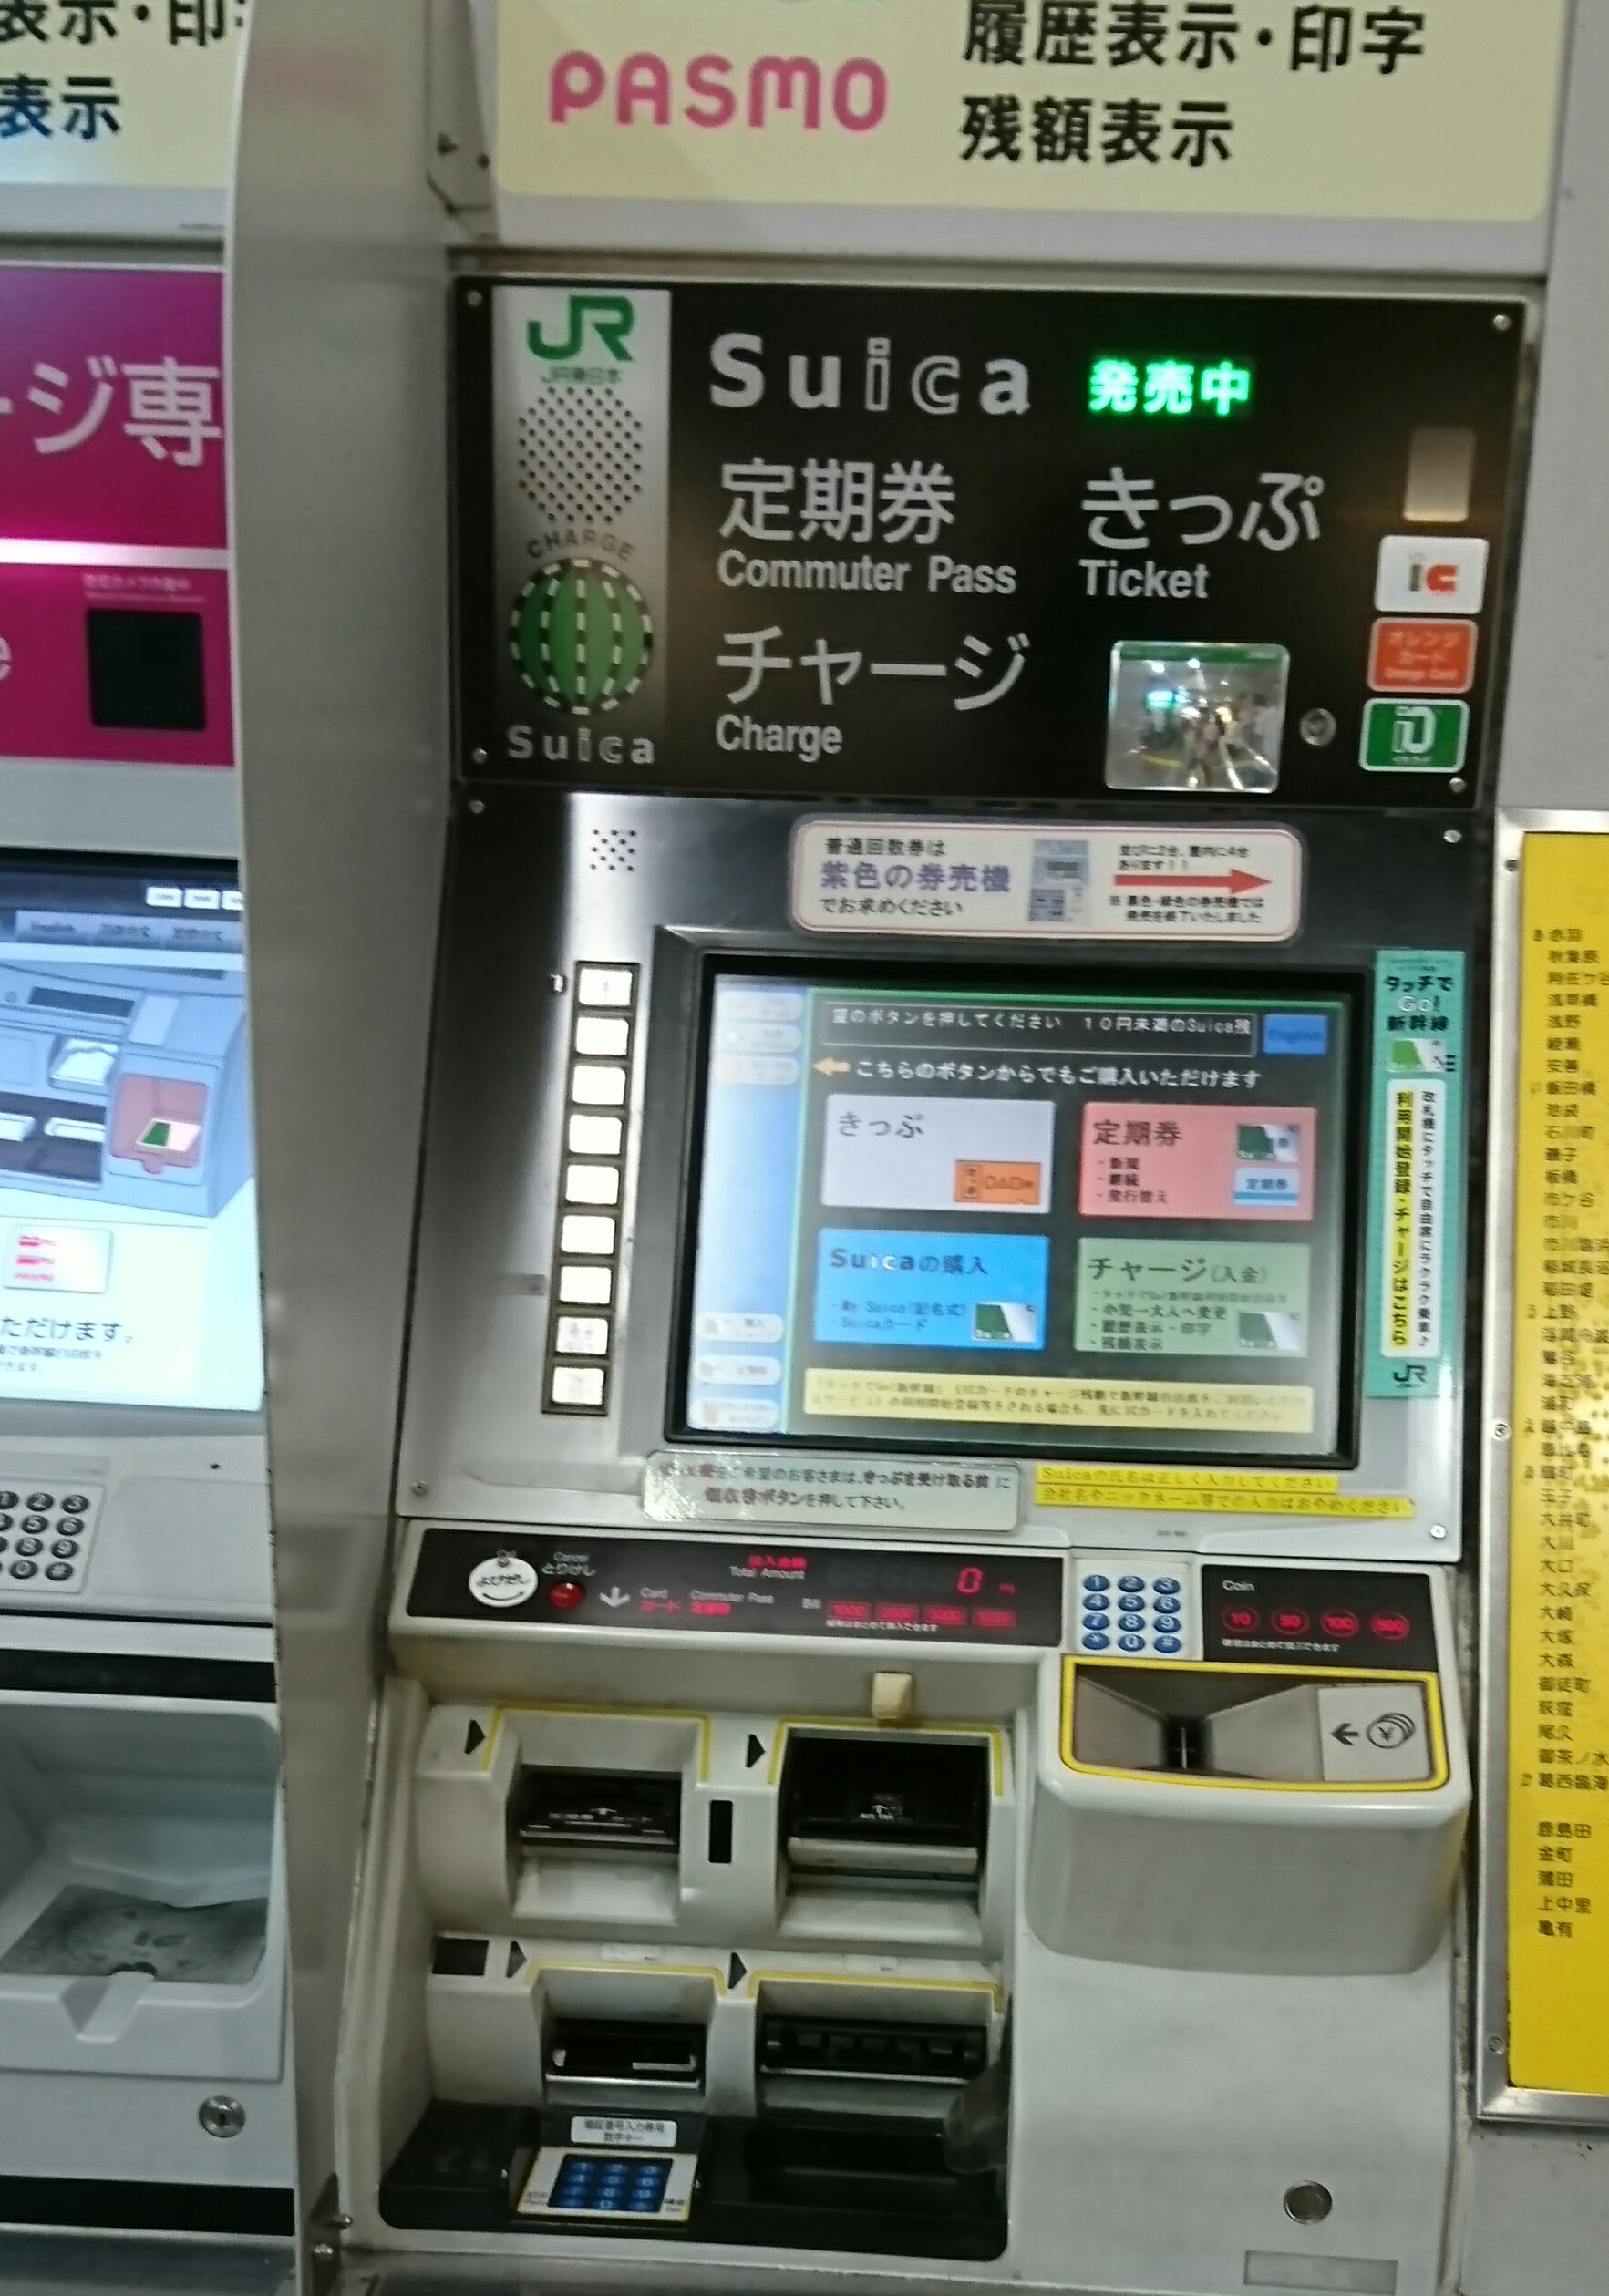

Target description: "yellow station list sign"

left=1507, top=836, right=1609, bottom=2099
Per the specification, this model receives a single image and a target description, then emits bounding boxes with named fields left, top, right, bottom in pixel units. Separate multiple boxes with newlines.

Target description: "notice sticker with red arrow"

left=791, top=821, right=1302, bottom=943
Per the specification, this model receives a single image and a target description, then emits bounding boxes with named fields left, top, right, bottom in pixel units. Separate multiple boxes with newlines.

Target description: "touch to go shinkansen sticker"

left=1506, top=837, right=1609, bottom=2101
left=1364, top=952, right=1464, bottom=1401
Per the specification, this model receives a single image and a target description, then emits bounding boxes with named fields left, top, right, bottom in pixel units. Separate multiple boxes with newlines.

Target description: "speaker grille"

left=519, top=391, right=645, bottom=526
left=589, top=828, right=638, bottom=875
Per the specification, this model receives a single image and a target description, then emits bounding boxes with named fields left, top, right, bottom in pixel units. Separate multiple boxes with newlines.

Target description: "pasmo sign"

left=551, top=50, right=890, bottom=134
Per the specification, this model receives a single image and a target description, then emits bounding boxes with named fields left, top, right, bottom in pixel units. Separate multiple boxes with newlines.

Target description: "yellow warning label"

left=1507, top=836, right=1609, bottom=2100
left=1034, top=1466, right=1413, bottom=1519
left=803, top=1371, right=1313, bottom=1435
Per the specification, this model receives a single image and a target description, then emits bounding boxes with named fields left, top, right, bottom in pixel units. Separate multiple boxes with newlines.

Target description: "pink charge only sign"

left=0, top=265, right=231, bottom=772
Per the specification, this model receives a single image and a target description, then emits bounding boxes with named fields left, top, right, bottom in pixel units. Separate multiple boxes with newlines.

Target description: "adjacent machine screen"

left=0, top=860, right=263, bottom=1412
left=684, top=976, right=1356, bottom=1461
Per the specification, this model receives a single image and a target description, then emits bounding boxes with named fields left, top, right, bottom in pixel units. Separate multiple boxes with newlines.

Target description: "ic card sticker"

left=1078, top=1103, right=1315, bottom=1221
left=1075, top=1239, right=1310, bottom=1359
left=815, top=1230, right=1049, bottom=1350
left=820, top=1095, right=1052, bottom=1215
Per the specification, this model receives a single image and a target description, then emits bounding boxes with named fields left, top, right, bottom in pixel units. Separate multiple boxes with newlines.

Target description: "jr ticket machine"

left=230, top=6, right=1602, bottom=2296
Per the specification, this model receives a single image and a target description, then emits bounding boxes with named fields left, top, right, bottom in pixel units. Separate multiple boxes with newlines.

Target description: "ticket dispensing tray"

left=0, top=1624, right=293, bottom=2220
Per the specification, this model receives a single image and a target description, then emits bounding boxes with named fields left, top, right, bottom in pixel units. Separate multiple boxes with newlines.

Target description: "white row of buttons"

left=548, top=964, right=638, bottom=1415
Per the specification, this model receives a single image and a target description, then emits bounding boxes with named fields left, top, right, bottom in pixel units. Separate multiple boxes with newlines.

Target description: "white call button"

left=469, top=1552, right=539, bottom=1609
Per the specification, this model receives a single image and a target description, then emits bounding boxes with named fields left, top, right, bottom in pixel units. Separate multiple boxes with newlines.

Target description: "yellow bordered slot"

left=485, top=1704, right=716, bottom=1782
left=1058, top=1658, right=1449, bottom=1794
left=744, top=1969, right=1004, bottom=2010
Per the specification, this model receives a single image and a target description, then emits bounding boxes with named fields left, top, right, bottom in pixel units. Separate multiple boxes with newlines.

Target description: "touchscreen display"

left=0, top=860, right=263, bottom=1412
left=683, top=975, right=1355, bottom=1460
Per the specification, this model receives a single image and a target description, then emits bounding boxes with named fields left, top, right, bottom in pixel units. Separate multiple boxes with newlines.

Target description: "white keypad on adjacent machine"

left=0, top=1475, right=104, bottom=1596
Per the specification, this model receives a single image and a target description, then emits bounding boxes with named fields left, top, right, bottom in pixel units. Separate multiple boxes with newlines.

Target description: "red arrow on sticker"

left=1114, top=869, right=1270, bottom=895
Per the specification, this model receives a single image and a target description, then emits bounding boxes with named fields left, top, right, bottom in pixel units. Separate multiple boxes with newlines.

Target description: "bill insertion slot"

left=510, top=1767, right=681, bottom=1857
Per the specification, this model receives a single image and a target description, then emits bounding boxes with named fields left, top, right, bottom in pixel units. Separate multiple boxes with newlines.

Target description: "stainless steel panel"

left=231, top=0, right=455, bottom=2281
left=399, top=789, right=1480, bottom=1570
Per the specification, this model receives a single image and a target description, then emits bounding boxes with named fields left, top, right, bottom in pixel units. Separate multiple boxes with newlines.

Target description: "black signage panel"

left=460, top=281, right=1523, bottom=808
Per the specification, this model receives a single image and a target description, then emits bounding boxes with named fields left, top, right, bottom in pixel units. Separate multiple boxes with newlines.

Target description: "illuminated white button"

left=560, top=1214, right=615, bottom=1255
left=551, top=1364, right=606, bottom=1408
left=694, top=1354, right=781, bottom=1387
left=568, top=1113, right=623, bottom=1157
left=576, top=966, right=634, bottom=1009
left=559, top=1264, right=614, bottom=1306
left=572, top=1065, right=627, bottom=1107
left=717, top=1021, right=802, bottom=1055
left=696, top=1311, right=785, bottom=1344
left=574, top=1015, right=630, bottom=1058
left=688, top=1398, right=780, bottom=1432
left=564, top=1164, right=621, bottom=1207
left=719, top=989, right=803, bottom=1023
left=555, top=1316, right=609, bottom=1356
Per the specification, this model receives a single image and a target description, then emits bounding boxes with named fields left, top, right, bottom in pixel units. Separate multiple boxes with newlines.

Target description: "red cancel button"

left=1371, top=1610, right=1412, bottom=1644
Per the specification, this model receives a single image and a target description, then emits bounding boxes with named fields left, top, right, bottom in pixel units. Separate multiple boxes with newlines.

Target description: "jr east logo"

left=526, top=293, right=636, bottom=386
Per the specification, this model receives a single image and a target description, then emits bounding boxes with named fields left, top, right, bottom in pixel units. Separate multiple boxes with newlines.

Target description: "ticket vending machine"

left=230, top=5, right=1603, bottom=2295
left=0, top=87, right=294, bottom=2247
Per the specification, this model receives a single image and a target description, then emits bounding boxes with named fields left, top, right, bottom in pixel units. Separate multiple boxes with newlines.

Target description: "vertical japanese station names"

left=0, top=3, right=242, bottom=190
left=1507, top=838, right=1609, bottom=2100
left=499, top=0, right=1566, bottom=226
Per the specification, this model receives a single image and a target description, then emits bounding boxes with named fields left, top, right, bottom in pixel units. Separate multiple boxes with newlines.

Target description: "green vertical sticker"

left=1365, top=952, right=1465, bottom=1400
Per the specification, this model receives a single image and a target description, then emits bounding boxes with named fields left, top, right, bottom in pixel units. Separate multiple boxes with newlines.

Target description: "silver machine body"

left=229, top=4, right=1607, bottom=2292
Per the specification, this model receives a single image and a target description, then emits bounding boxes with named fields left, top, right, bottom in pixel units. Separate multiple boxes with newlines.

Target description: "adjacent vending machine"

left=0, top=40, right=294, bottom=2247
left=230, top=4, right=1605, bottom=2293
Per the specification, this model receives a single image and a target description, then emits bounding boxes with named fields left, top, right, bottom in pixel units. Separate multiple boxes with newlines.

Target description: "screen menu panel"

left=683, top=976, right=1355, bottom=1461
left=0, top=860, right=263, bottom=1412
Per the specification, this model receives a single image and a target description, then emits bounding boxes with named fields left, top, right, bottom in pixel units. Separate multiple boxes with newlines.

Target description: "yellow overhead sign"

left=1506, top=836, right=1609, bottom=2102
left=497, top=0, right=1566, bottom=223
left=0, top=5, right=242, bottom=192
